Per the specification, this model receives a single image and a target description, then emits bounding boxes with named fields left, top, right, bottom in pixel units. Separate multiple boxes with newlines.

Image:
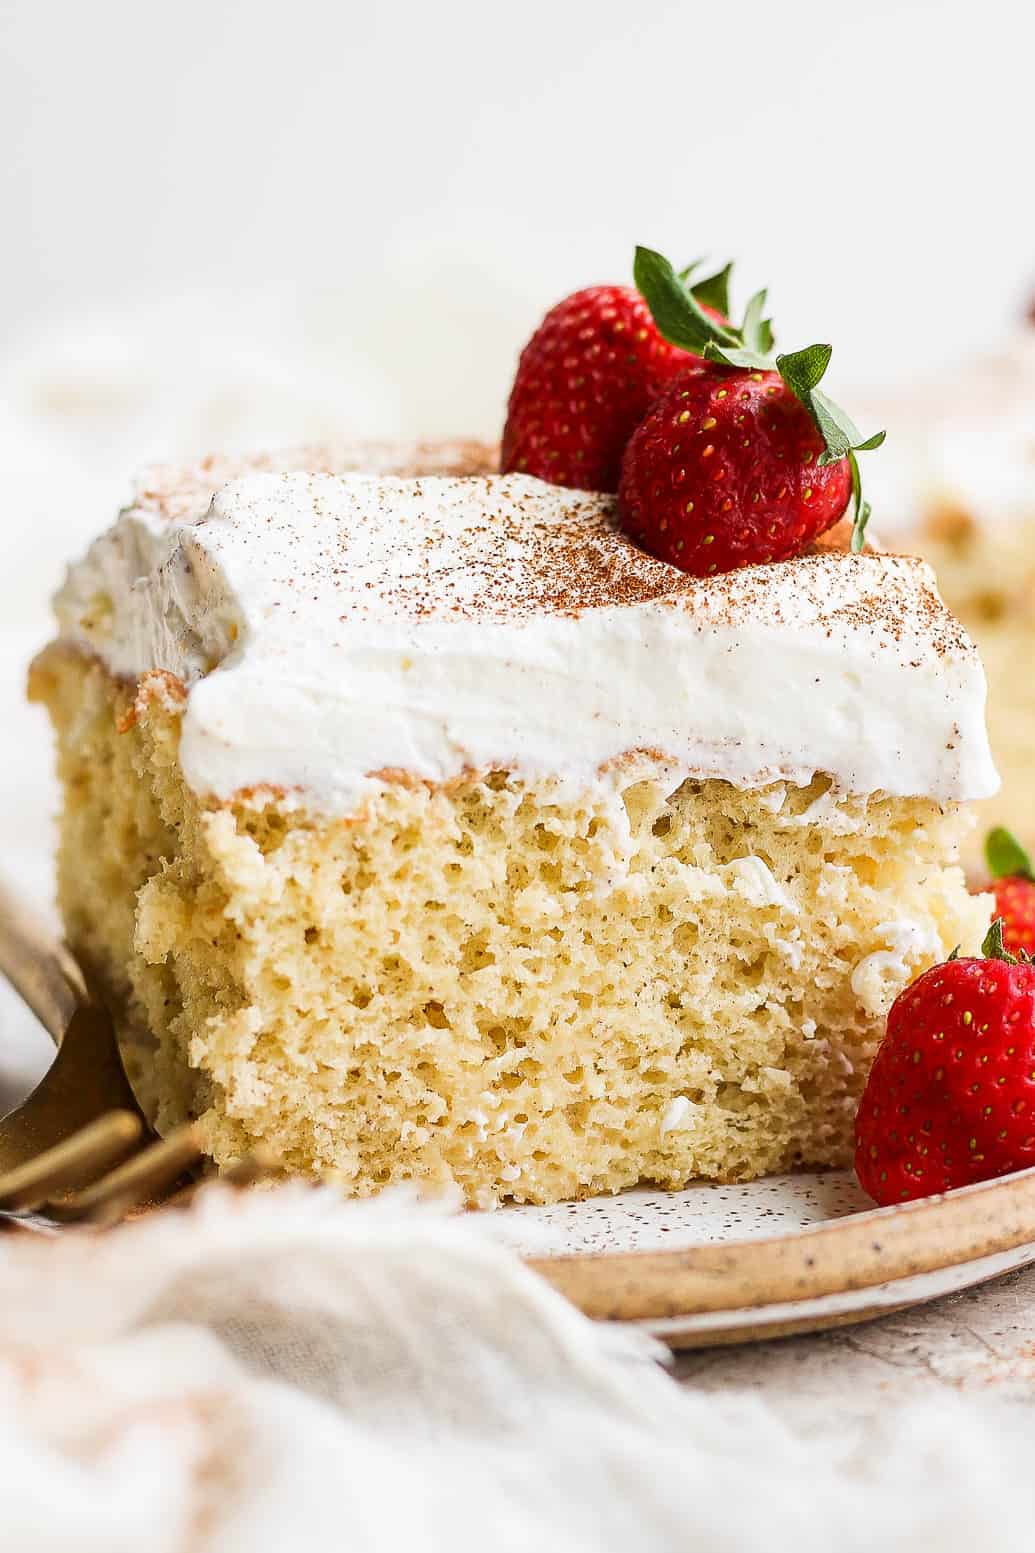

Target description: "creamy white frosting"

left=52, top=471, right=998, bottom=808
left=851, top=920, right=945, bottom=1018
left=860, top=332, right=1035, bottom=537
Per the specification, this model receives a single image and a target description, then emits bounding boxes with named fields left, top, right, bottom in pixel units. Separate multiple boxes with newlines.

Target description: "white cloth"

left=0, top=1184, right=1033, bottom=1552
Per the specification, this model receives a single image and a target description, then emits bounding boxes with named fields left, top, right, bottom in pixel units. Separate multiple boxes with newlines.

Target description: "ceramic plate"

left=488, top=1167, right=1035, bottom=1348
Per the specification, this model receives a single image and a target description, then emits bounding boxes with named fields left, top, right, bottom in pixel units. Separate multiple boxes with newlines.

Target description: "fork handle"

left=0, top=878, right=86, bottom=1045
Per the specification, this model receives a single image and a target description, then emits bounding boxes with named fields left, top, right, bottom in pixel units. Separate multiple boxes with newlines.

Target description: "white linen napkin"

left=1, top=1183, right=1035, bottom=1553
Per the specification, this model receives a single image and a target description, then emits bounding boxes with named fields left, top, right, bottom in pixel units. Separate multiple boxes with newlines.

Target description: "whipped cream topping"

left=52, top=470, right=997, bottom=809
left=860, top=332, right=1035, bottom=537
left=127, top=437, right=498, bottom=527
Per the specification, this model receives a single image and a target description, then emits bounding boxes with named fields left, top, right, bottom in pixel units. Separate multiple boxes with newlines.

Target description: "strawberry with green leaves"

left=500, top=265, right=729, bottom=493
left=502, top=244, right=885, bottom=572
left=855, top=920, right=1035, bottom=1206
left=981, top=828, right=1035, bottom=957
left=618, top=247, right=885, bottom=575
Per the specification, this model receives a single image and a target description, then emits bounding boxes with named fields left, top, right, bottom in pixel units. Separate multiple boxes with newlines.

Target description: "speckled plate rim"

left=524, top=1165, right=1035, bottom=1339
left=634, top=1240, right=1035, bottom=1348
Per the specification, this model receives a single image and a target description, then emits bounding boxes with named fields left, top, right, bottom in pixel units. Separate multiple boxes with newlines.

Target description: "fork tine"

left=47, top=1124, right=204, bottom=1223
left=0, top=1111, right=143, bottom=1211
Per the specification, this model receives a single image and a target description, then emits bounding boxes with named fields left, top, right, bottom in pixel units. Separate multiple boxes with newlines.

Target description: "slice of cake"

left=31, top=451, right=995, bottom=1207
left=860, top=332, right=1035, bottom=861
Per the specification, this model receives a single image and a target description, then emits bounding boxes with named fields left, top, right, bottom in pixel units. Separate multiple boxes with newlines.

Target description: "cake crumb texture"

left=31, top=645, right=991, bottom=1207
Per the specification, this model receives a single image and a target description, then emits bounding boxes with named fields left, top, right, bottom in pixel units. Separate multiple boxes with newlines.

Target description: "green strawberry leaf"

left=775, top=349, right=886, bottom=463
left=701, top=340, right=773, bottom=371
left=775, top=347, right=885, bottom=550
left=980, top=917, right=1018, bottom=963
left=985, top=827, right=1035, bottom=881
left=633, top=247, right=742, bottom=356
left=690, top=262, right=734, bottom=318
left=741, top=289, right=774, bottom=356
left=776, top=343, right=832, bottom=394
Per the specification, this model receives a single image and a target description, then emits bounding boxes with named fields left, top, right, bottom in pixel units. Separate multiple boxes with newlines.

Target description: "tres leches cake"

left=31, top=251, right=999, bottom=1206
left=32, top=454, right=994, bottom=1205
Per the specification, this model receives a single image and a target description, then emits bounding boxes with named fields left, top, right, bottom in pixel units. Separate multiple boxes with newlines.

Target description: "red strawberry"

left=616, top=245, right=883, bottom=574
left=992, top=878, right=1035, bottom=957
left=979, top=827, right=1035, bottom=957
left=618, top=366, right=851, bottom=574
left=855, top=921, right=1035, bottom=1206
left=501, top=281, right=725, bottom=493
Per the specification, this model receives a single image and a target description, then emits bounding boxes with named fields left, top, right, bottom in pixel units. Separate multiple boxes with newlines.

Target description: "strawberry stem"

left=848, top=452, right=870, bottom=552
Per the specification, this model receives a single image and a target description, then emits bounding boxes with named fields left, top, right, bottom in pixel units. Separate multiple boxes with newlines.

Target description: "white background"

left=0, top=0, right=1033, bottom=1083
left=4, top=0, right=1035, bottom=608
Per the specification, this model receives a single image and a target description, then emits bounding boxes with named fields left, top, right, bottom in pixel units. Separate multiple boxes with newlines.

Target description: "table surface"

left=671, top=1261, right=1035, bottom=1414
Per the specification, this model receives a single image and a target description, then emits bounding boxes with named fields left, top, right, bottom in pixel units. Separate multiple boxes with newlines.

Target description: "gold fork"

left=0, top=877, right=248, bottom=1229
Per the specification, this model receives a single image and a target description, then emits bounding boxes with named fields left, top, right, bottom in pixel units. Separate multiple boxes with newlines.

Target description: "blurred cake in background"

left=863, top=319, right=1035, bottom=860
